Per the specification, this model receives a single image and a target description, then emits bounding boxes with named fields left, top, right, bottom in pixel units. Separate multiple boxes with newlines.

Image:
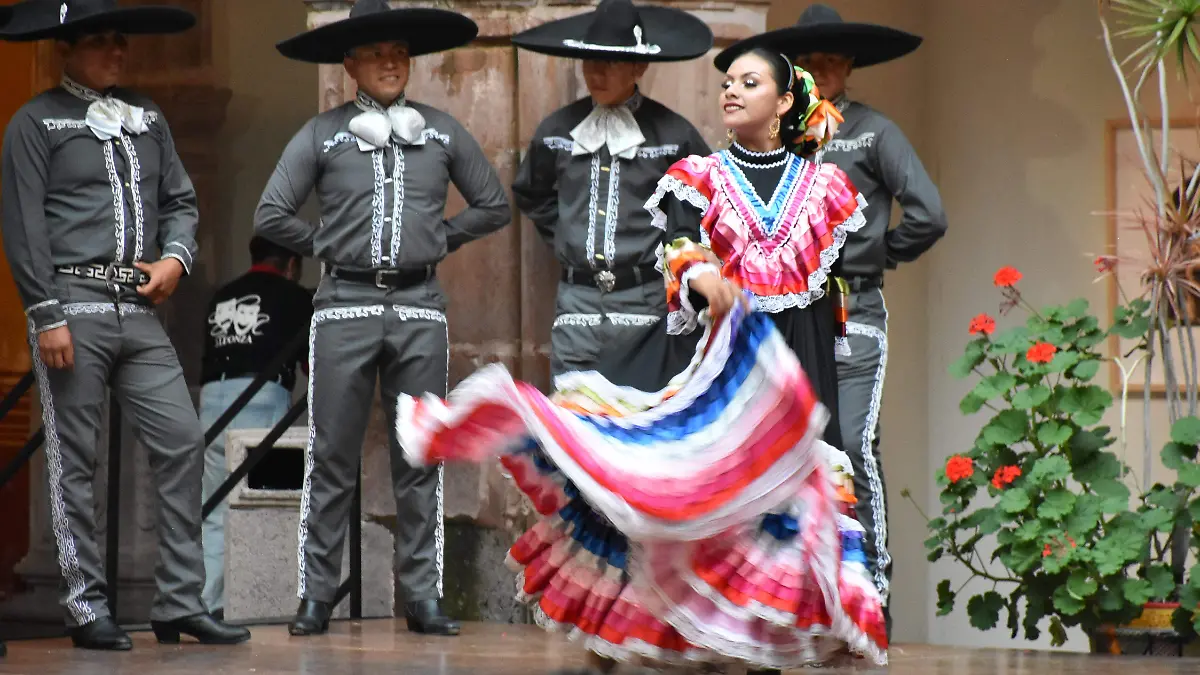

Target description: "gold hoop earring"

left=725, top=128, right=736, bottom=146
left=769, top=116, right=781, bottom=139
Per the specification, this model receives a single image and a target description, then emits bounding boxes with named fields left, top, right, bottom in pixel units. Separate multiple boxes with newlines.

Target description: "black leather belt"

left=329, top=265, right=435, bottom=289
left=56, top=263, right=149, bottom=286
left=845, top=276, right=884, bottom=292
left=562, top=264, right=658, bottom=293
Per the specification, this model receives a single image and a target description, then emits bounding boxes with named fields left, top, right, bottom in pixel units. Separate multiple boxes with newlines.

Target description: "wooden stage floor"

left=1, top=619, right=1199, bottom=674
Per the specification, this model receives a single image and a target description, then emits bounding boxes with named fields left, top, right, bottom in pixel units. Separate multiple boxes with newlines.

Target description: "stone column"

left=301, top=0, right=768, bottom=623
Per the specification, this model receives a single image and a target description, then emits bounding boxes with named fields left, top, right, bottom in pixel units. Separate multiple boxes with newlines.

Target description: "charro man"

left=254, top=0, right=510, bottom=637
left=0, top=0, right=250, bottom=650
left=510, top=0, right=713, bottom=378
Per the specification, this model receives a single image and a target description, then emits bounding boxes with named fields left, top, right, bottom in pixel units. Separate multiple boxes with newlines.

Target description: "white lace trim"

left=313, top=304, right=446, bottom=324
left=62, top=302, right=154, bottom=317
left=668, top=262, right=719, bottom=336
left=644, top=174, right=711, bottom=231
left=834, top=335, right=851, bottom=357
left=606, top=313, right=660, bottom=327
left=846, top=320, right=891, bottom=604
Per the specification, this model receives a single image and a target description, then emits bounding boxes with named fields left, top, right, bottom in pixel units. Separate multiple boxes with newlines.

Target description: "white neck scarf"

left=569, top=90, right=645, bottom=160
left=61, top=75, right=150, bottom=141
left=347, top=91, right=427, bottom=151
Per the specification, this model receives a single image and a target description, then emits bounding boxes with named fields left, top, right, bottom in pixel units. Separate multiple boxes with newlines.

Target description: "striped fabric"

left=396, top=303, right=888, bottom=668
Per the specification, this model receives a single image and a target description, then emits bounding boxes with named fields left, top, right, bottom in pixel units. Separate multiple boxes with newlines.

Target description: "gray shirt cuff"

left=26, top=300, right=67, bottom=334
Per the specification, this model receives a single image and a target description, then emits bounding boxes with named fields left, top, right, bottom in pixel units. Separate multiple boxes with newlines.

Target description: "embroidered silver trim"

left=163, top=242, right=194, bottom=274
left=42, top=118, right=87, bottom=131
left=727, top=151, right=789, bottom=170
left=543, top=136, right=575, bottom=152
left=585, top=155, right=602, bottom=267
left=311, top=305, right=446, bottom=324
left=62, top=302, right=154, bottom=317
left=607, top=313, right=661, bottom=327
left=644, top=174, right=711, bottom=230
left=436, top=322, right=448, bottom=598
left=296, top=311, right=318, bottom=598
left=553, top=313, right=603, bottom=328
left=392, top=305, right=447, bottom=323
left=422, top=128, right=450, bottom=145
left=323, top=132, right=356, bottom=153
left=26, top=299, right=60, bottom=315
left=834, top=336, right=851, bottom=357
left=121, top=132, right=146, bottom=260
left=846, top=316, right=890, bottom=604
left=370, top=150, right=386, bottom=266
left=602, top=160, right=621, bottom=265
left=816, top=132, right=876, bottom=163
left=27, top=319, right=96, bottom=626
left=103, top=142, right=127, bottom=262
left=563, top=25, right=661, bottom=55
left=636, top=144, right=680, bottom=159
left=388, top=145, right=406, bottom=266
left=61, top=75, right=100, bottom=101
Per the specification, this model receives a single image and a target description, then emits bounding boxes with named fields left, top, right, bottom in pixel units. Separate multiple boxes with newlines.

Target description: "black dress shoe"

left=70, top=616, right=133, bottom=651
left=0, top=639, right=6, bottom=657
left=150, top=613, right=250, bottom=645
left=288, top=599, right=331, bottom=636
left=747, top=670, right=782, bottom=675
left=212, top=608, right=224, bottom=621
left=404, top=599, right=459, bottom=636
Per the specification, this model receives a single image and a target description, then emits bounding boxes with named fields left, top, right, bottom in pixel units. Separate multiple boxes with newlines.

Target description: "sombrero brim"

left=713, top=23, right=922, bottom=72
left=0, top=7, right=196, bottom=42
left=276, top=8, right=478, bottom=64
left=512, top=6, right=713, bottom=62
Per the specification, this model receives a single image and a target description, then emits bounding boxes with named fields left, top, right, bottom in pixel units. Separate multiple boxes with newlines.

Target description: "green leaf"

left=1179, top=463, right=1200, bottom=488
left=950, top=340, right=987, bottom=378
left=1066, top=493, right=1104, bottom=537
left=1012, top=385, right=1052, bottom=409
left=963, top=507, right=1005, bottom=535
left=1048, top=350, right=1083, bottom=373
left=983, top=410, right=1030, bottom=446
left=967, top=591, right=1005, bottom=630
left=1072, top=449, right=1123, bottom=483
left=1189, top=498, right=1200, bottom=523
left=1162, top=442, right=1191, bottom=470
left=1071, top=359, right=1101, bottom=381
left=1093, top=479, right=1132, bottom=512
left=1123, top=578, right=1155, bottom=606
left=1147, top=486, right=1182, bottom=511
left=1036, top=421, right=1074, bottom=448
left=1140, top=506, right=1176, bottom=533
left=927, top=517, right=948, bottom=530
left=1065, top=297, right=1090, bottom=318
left=974, top=373, right=1018, bottom=401
left=1037, top=489, right=1077, bottom=520
left=936, top=579, right=956, bottom=616
left=1053, top=585, right=1087, bottom=616
left=1029, top=456, right=1071, bottom=486
left=1068, top=569, right=1099, bottom=600
left=959, top=392, right=987, bottom=415
left=1041, top=544, right=1072, bottom=574
left=991, top=326, right=1032, bottom=354
left=999, top=541, right=1042, bottom=574
left=1147, top=564, right=1176, bottom=599
left=1014, top=518, right=1045, bottom=542
left=998, top=487, right=1032, bottom=513
left=1171, top=416, right=1200, bottom=445
left=1099, top=585, right=1127, bottom=612
left=1048, top=616, right=1069, bottom=647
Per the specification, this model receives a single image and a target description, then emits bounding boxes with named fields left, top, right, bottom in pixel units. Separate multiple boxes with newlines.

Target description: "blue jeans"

left=198, top=377, right=291, bottom=613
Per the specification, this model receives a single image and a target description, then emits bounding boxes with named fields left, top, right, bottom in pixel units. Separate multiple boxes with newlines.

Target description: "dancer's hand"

left=38, top=325, right=74, bottom=369
left=134, top=257, right=185, bottom=304
left=691, top=272, right=747, bottom=317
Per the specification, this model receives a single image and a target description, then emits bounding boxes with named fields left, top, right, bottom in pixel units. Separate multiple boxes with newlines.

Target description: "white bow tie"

left=348, top=93, right=426, bottom=151
left=61, top=76, right=149, bottom=141
left=570, top=104, right=645, bottom=160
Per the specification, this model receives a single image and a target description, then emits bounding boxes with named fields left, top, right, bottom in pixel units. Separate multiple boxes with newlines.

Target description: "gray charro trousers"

left=549, top=280, right=666, bottom=378
left=29, top=281, right=207, bottom=627
left=296, top=276, right=447, bottom=604
left=834, top=287, right=892, bottom=623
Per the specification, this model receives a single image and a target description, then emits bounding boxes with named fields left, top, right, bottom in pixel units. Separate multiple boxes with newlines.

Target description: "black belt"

left=562, top=264, right=658, bottom=293
left=329, top=265, right=435, bottom=289
left=844, top=276, right=884, bottom=292
left=56, top=263, right=149, bottom=286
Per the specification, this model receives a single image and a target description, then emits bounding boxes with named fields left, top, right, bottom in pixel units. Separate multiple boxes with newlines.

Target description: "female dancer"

left=396, top=48, right=887, bottom=672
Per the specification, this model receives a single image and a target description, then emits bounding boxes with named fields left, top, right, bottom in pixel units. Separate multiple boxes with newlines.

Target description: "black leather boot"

left=288, top=599, right=332, bottom=636
left=150, top=613, right=250, bottom=645
left=404, top=599, right=459, bottom=636
left=747, top=670, right=782, bottom=675
left=70, top=616, right=133, bottom=651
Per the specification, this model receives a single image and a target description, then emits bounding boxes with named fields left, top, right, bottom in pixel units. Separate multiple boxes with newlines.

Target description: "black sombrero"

left=275, top=0, right=478, bottom=64
left=512, top=0, right=713, bottom=63
left=0, top=0, right=195, bottom=42
left=713, top=3, right=922, bottom=72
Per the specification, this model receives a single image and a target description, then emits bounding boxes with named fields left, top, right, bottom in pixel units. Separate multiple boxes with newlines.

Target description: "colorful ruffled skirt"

left=396, top=304, right=888, bottom=669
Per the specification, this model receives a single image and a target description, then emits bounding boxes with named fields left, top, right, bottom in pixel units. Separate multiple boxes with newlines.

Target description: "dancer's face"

left=582, top=59, right=648, bottom=106
left=345, top=41, right=411, bottom=105
left=721, top=52, right=793, bottom=138
left=59, top=30, right=128, bottom=91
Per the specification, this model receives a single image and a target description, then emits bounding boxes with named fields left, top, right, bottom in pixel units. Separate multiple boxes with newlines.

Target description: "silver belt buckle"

left=375, top=270, right=392, bottom=289
left=594, top=270, right=616, bottom=293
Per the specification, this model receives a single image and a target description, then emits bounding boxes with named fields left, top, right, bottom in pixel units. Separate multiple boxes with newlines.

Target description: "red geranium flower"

left=990, top=465, right=1022, bottom=489
left=945, top=456, right=974, bottom=483
left=1026, top=342, right=1057, bottom=364
left=968, top=313, right=997, bottom=336
left=1094, top=255, right=1117, bottom=274
left=993, top=266, right=1022, bottom=287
